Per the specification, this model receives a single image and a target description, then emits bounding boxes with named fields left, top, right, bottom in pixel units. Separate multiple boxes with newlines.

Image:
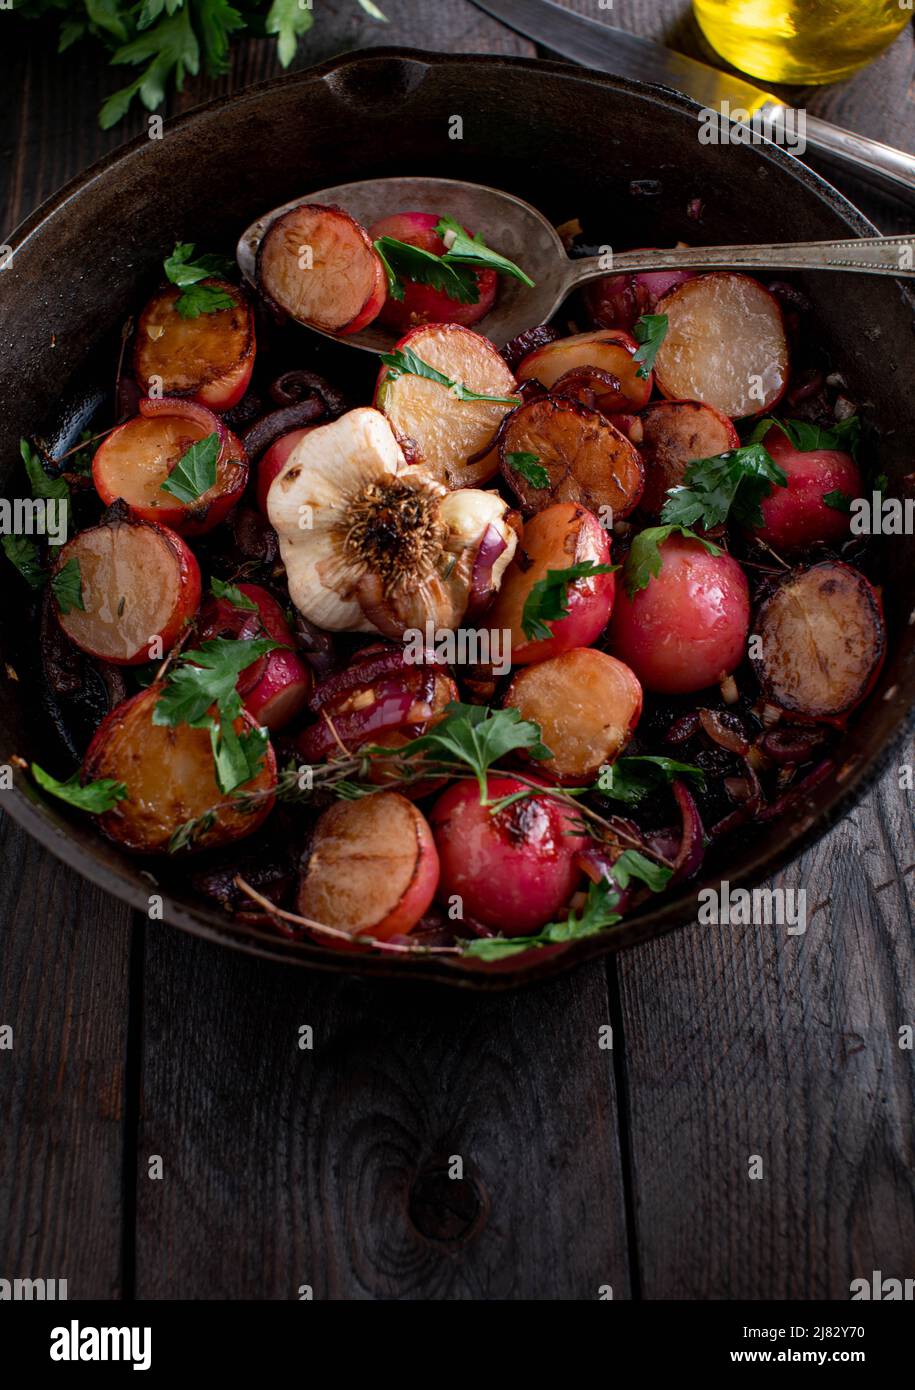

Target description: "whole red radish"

left=609, top=532, right=750, bottom=694
left=749, top=426, right=862, bottom=553
left=199, top=582, right=310, bottom=732
left=430, top=775, right=588, bottom=934
left=256, top=427, right=316, bottom=515
left=369, top=211, right=497, bottom=333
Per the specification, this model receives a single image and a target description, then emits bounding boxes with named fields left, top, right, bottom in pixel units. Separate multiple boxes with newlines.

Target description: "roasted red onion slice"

left=699, top=708, right=749, bottom=756
left=297, top=679, right=418, bottom=761
left=467, top=523, right=508, bottom=617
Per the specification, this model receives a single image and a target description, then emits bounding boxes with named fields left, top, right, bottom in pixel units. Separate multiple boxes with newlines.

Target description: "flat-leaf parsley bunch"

left=15, top=0, right=387, bottom=129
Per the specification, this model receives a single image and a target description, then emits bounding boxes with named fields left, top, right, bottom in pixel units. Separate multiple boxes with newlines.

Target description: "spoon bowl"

left=238, top=175, right=915, bottom=355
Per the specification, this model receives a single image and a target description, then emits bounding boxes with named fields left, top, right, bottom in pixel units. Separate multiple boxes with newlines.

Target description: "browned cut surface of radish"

left=500, top=395, right=644, bottom=518
left=654, top=273, right=789, bottom=418
left=752, top=562, right=885, bottom=718
left=52, top=518, right=200, bottom=665
left=82, top=684, right=276, bottom=853
left=297, top=792, right=438, bottom=940
left=134, top=282, right=253, bottom=394
left=375, top=323, right=518, bottom=487
left=639, top=399, right=738, bottom=514
left=257, top=202, right=386, bottom=334
left=506, top=648, right=643, bottom=784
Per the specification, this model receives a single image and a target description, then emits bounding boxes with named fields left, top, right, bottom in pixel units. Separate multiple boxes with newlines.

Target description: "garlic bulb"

left=267, top=407, right=517, bottom=635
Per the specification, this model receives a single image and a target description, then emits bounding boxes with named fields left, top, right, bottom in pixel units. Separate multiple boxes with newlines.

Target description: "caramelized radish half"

left=505, top=648, right=643, bottom=785
left=638, top=399, right=739, bottom=516
left=374, top=322, right=519, bottom=487
left=486, top=502, right=615, bottom=665
left=516, top=329, right=652, bottom=414
left=752, top=562, right=885, bottom=719
left=297, top=792, right=440, bottom=943
left=51, top=515, right=201, bottom=666
left=500, top=395, right=644, bottom=518
left=82, top=683, right=277, bottom=854
left=134, top=280, right=255, bottom=411
left=369, top=211, right=498, bottom=333
left=653, top=273, right=789, bottom=418
left=257, top=202, right=387, bottom=335
left=93, top=398, right=248, bottom=534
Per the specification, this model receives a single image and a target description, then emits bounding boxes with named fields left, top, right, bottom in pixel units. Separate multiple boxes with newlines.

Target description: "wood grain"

left=134, top=931, right=631, bottom=1300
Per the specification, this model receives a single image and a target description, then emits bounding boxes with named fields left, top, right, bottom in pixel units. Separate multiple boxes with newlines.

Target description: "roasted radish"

left=82, top=684, right=277, bottom=854
left=256, top=426, right=317, bottom=515
left=134, top=280, right=255, bottom=412
left=500, top=395, right=644, bottom=518
left=751, top=561, right=885, bottom=719
left=749, top=425, right=863, bottom=552
left=430, top=775, right=588, bottom=934
left=653, top=273, right=789, bottom=418
left=257, top=202, right=387, bottom=335
left=369, top=211, right=498, bottom=333
left=199, top=582, right=311, bottom=732
left=485, top=502, right=615, bottom=665
left=506, top=649, right=643, bottom=785
left=584, top=259, right=696, bottom=333
left=297, top=792, right=440, bottom=943
left=609, top=532, right=750, bottom=694
left=51, top=515, right=200, bottom=666
left=374, top=322, right=519, bottom=487
left=516, top=329, right=652, bottom=414
left=638, top=400, right=739, bottom=516
left=92, top=398, right=248, bottom=534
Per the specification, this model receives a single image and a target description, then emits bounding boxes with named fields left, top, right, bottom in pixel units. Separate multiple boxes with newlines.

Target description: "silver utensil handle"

left=568, top=235, right=915, bottom=285
left=760, top=104, right=915, bottom=200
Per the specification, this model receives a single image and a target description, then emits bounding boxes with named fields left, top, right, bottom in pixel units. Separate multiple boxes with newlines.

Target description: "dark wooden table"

left=2, top=1, right=914, bottom=1301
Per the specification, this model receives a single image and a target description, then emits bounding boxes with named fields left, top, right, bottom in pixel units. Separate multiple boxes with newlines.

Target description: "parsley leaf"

left=51, top=558, right=85, bottom=615
left=160, top=432, right=220, bottom=503
left=610, top=849, right=673, bottom=893
left=386, top=703, right=551, bottom=801
left=745, top=413, right=862, bottom=461
left=162, top=241, right=235, bottom=318
left=20, top=438, right=71, bottom=547
left=208, top=717, right=271, bottom=797
left=31, top=763, right=128, bottom=814
left=379, top=348, right=521, bottom=406
left=265, top=0, right=314, bottom=68
left=210, top=577, right=258, bottom=611
left=373, top=237, right=479, bottom=305
left=822, top=490, right=853, bottom=513
left=505, top=451, right=550, bottom=489
left=660, top=444, right=787, bottom=531
left=632, top=313, right=668, bottom=380
left=521, top=562, right=616, bottom=642
left=461, top=879, right=620, bottom=961
left=623, top=525, right=722, bottom=597
left=596, top=755, right=706, bottom=806
left=153, top=637, right=279, bottom=728
left=434, top=215, right=535, bottom=287
left=101, top=8, right=201, bottom=128
left=2, top=535, right=44, bottom=590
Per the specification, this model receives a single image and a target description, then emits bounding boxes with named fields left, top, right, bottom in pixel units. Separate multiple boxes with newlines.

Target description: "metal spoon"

left=237, top=175, right=915, bottom=355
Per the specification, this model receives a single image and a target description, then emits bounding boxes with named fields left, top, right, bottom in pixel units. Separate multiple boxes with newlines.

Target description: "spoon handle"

left=567, top=235, right=915, bottom=284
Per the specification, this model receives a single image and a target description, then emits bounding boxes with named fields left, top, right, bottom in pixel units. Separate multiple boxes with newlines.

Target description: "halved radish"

left=51, top=515, right=200, bottom=666
left=516, top=329, right=652, bottom=413
left=134, top=280, right=255, bottom=412
left=198, top=582, right=311, bottom=732
left=374, top=322, right=519, bottom=487
left=255, top=426, right=317, bottom=515
left=257, top=202, right=387, bottom=335
left=297, top=792, right=439, bottom=943
left=499, top=395, right=644, bottom=518
left=751, top=561, right=885, bottom=719
left=82, top=683, right=277, bottom=854
left=506, top=648, right=643, bottom=785
left=368, top=211, right=498, bottom=333
left=638, top=399, right=739, bottom=515
left=486, top=502, right=615, bottom=665
left=92, top=398, right=248, bottom=535
left=653, top=273, right=789, bottom=418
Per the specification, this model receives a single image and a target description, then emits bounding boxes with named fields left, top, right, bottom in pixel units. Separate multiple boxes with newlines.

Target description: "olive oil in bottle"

left=693, top=0, right=912, bottom=85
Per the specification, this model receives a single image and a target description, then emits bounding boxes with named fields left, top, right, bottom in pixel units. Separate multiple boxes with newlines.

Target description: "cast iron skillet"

left=1, top=48, right=913, bottom=989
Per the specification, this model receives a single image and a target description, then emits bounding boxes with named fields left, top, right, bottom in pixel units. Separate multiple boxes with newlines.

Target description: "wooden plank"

left=0, top=813, right=135, bottom=1299
left=135, top=930, right=631, bottom=1299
